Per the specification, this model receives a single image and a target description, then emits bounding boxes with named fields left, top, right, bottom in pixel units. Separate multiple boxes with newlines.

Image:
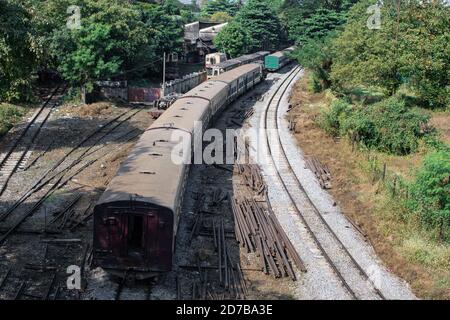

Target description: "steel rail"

left=262, top=66, right=358, bottom=299
left=263, top=65, right=386, bottom=300
left=0, top=84, right=67, bottom=197
left=0, top=107, right=143, bottom=223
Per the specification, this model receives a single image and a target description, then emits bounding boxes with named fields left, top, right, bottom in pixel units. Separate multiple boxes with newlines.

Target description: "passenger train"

left=206, top=46, right=296, bottom=78
left=93, top=63, right=264, bottom=278
left=206, top=51, right=270, bottom=79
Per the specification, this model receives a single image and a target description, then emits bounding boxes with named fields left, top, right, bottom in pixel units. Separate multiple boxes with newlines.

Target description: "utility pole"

left=162, top=51, right=166, bottom=98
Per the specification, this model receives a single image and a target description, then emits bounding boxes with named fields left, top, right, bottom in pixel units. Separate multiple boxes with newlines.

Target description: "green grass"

left=400, top=235, right=450, bottom=270
left=0, top=103, right=26, bottom=137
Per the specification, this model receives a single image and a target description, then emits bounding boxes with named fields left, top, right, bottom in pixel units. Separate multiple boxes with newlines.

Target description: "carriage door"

left=102, top=213, right=126, bottom=256
left=143, top=213, right=158, bottom=262
left=144, top=212, right=173, bottom=269
left=127, top=214, right=145, bottom=259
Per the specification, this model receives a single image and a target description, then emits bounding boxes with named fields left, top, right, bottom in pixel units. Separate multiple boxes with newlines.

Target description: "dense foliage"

left=0, top=0, right=185, bottom=99
left=294, top=34, right=335, bottom=91
left=0, top=0, right=37, bottom=101
left=319, top=97, right=430, bottom=155
left=407, top=150, right=450, bottom=241
left=51, top=1, right=183, bottom=89
left=214, top=21, right=252, bottom=57
left=280, top=0, right=357, bottom=43
left=209, top=11, right=233, bottom=22
left=331, top=0, right=449, bottom=108
left=0, top=104, right=25, bottom=136
left=200, top=0, right=239, bottom=18
left=214, top=0, right=285, bottom=55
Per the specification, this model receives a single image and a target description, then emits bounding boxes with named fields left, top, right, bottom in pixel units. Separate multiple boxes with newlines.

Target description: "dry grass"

left=57, top=102, right=114, bottom=118
left=429, top=110, right=450, bottom=145
left=289, top=71, right=450, bottom=299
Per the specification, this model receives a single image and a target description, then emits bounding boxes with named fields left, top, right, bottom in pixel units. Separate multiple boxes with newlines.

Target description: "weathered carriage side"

left=93, top=63, right=263, bottom=278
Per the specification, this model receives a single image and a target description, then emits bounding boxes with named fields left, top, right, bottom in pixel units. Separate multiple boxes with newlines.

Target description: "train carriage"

left=207, top=51, right=269, bottom=79
left=264, top=46, right=296, bottom=72
left=93, top=64, right=263, bottom=278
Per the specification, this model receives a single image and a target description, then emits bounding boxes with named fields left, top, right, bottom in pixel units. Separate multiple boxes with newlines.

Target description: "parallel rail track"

left=261, top=65, right=385, bottom=300
left=0, top=84, right=68, bottom=197
left=0, top=107, right=144, bottom=245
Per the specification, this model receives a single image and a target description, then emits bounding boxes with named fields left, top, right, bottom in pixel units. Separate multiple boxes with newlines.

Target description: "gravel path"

left=244, top=65, right=417, bottom=300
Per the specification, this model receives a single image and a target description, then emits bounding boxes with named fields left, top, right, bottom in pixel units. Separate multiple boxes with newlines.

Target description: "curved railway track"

left=260, top=65, right=385, bottom=300
left=0, top=84, right=68, bottom=197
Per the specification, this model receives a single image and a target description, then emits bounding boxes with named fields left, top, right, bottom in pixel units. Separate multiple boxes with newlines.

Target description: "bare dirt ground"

left=287, top=71, right=450, bottom=299
left=0, top=98, right=154, bottom=300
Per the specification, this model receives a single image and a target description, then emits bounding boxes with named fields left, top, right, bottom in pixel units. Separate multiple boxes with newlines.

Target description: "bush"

left=317, top=99, right=352, bottom=136
left=0, top=104, right=25, bottom=137
left=341, top=97, right=429, bottom=155
left=294, top=35, right=334, bottom=91
left=407, top=150, right=450, bottom=241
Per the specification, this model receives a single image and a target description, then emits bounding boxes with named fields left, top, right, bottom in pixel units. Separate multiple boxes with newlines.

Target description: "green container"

left=265, top=55, right=281, bottom=71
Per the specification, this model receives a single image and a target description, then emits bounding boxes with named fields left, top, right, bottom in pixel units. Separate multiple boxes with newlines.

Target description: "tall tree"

left=280, top=0, right=357, bottom=42
left=331, top=0, right=449, bottom=107
left=236, top=0, right=285, bottom=51
left=201, top=0, right=239, bottom=17
left=214, top=0, right=285, bottom=54
left=0, top=0, right=37, bottom=101
left=50, top=0, right=183, bottom=89
left=213, top=21, right=252, bottom=57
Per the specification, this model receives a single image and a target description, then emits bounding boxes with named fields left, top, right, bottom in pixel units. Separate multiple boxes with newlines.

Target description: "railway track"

left=114, top=273, right=153, bottom=300
left=0, top=241, right=88, bottom=300
left=261, top=65, right=385, bottom=300
left=0, top=84, right=67, bottom=197
left=0, top=106, right=145, bottom=245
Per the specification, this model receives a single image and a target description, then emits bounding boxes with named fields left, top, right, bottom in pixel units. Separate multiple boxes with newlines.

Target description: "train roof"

left=96, top=62, right=263, bottom=212
left=152, top=96, right=210, bottom=133
left=211, top=63, right=261, bottom=83
left=214, top=59, right=241, bottom=69
left=96, top=128, right=188, bottom=210
left=268, top=51, right=284, bottom=58
left=284, top=46, right=296, bottom=52
left=235, top=54, right=257, bottom=63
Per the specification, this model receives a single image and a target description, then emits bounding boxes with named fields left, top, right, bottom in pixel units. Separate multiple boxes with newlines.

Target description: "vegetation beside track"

left=0, top=104, right=26, bottom=138
left=290, top=70, right=450, bottom=299
left=288, top=1, right=449, bottom=297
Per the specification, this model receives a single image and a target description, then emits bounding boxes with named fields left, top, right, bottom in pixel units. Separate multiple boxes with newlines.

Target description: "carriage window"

left=128, top=215, right=143, bottom=252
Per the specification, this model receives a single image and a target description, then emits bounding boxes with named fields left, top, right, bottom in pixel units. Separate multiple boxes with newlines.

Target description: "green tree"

left=295, top=8, right=346, bottom=44
left=214, top=21, right=252, bottom=57
left=280, top=0, right=357, bottom=42
left=397, top=1, right=449, bottom=109
left=210, top=11, right=233, bottom=22
left=201, top=0, right=239, bottom=17
left=0, top=0, right=37, bottom=101
left=331, top=0, right=449, bottom=107
left=235, top=0, right=285, bottom=52
left=294, top=34, right=335, bottom=90
left=50, top=1, right=183, bottom=88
